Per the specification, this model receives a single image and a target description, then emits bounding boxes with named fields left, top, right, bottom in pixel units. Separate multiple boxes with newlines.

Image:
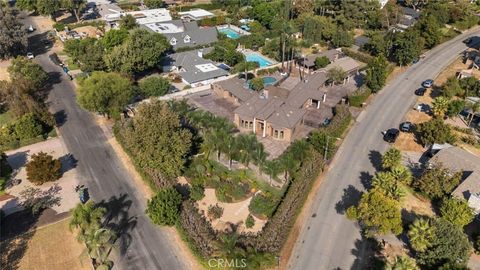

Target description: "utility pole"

left=324, top=136, right=329, bottom=161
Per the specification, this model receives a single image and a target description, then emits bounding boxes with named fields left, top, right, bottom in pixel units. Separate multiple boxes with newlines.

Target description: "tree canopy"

left=414, top=164, right=461, bottom=199
left=417, top=118, right=456, bottom=146
left=0, top=5, right=27, bottom=60
left=77, top=71, right=134, bottom=118
left=146, top=187, right=182, bottom=226
left=314, top=56, right=330, bottom=69
left=8, top=56, right=49, bottom=89
left=26, top=151, right=62, bottom=185
left=440, top=197, right=474, bottom=228
left=138, top=76, right=171, bottom=98
left=365, top=55, right=388, bottom=93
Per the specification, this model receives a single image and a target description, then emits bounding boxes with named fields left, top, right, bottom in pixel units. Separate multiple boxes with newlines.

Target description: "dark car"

left=400, top=122, right=414, bottom=132
left=322, top=118, right=331, bottom=126
left=415, top=87, right=426, bottom=96
left=422, top=79, right=434, bottom=88
left=383, top=128, right=400, bottom=143
left=463, top=37, right=472, bottom=44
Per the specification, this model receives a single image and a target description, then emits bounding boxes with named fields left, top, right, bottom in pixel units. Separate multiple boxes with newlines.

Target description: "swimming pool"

left=218, top=28, right=241, bottom=39
left=263, top=76, right=277, bottom=86
left=245, top=53, right=273, bottom=68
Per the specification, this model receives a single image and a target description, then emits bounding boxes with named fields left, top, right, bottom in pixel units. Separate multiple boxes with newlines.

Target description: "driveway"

left=288, top=27, right=480, bottom=270
left=22, top=15, right=189, bottom=270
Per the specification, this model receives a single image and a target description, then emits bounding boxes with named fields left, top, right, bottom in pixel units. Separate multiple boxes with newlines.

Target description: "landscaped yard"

left=0, top=111, right=14, bottom=127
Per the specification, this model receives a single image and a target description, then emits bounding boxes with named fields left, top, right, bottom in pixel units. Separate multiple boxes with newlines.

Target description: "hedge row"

left=348, top=87, right=372, bottom=107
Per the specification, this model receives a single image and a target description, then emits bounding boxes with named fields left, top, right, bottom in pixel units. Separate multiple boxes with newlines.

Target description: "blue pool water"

left=263, top=76, right=277, bottom=86
left=245, top=53, right=273, bottom=68
left=218, top=28, right=241, bottom=39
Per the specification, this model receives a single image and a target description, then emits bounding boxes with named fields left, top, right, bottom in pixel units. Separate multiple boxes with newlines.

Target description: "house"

left=430, top=146, right=480, bottom=215
left=298, top=49, right=343, bottom=70
left=160, top=49, right=229, bottom=87
left=392, top=7, right=420, bottom=32
left=325, top=57, right=362, bottom=81
left=178, top=9, right=215, bottom=21
left=104, top=8, right=172, bottom=28
left=213, top=70, right=354, bottom=142
left=143, top=20, right=217, bottom=50
left=354, top=36, right=370, bottom=50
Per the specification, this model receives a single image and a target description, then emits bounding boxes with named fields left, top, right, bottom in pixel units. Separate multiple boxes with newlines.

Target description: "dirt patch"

left=387, top=66, right=408, bottom=84
left=196, top=188, right=266, bottom=234
left=394, top=132, right=425, bottom=152
left=402, top=190, right=435, bottom=221
left=0, top=60, right=11, bottom=81
left=435, top=52, right=480, bottom=85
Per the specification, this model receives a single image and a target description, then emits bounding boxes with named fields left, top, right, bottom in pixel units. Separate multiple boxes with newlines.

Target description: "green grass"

left=66, top=59, right=80, bottom=70
left=0, top=111, right=14, bottom=127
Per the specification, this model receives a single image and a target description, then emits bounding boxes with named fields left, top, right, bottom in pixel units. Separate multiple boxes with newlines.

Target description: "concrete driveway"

left=288, top=27, right=480, bottom=270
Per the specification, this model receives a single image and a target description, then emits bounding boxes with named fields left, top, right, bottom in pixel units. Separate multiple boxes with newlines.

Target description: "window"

left=274, top=130, right=278, bottom=138
left=170, top=38, right=177, bottom=45
left=280, top=131, right=284, bottom=139
left=249, top=121, right=253, bottom=129
left=184, top=35, right=191, bottom=43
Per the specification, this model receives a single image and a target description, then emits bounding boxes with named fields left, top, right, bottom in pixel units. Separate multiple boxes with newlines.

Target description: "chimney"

left=197, top=50, right=203, bottom=58
left=322, top=92, right=326, bottom=103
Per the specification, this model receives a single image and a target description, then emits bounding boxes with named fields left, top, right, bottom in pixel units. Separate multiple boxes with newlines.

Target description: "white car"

left=27, top=52, right=34, bottom=59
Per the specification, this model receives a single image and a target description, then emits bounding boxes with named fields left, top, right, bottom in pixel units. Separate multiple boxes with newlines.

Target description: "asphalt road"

left=23, top=17, right=188, bottom=270
left=288, top=28, right=480, bottom=270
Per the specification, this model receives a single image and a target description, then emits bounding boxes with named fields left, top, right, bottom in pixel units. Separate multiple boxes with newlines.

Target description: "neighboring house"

left=430, top=146, right=480, bottom=215
left=353, top=36, right=370, bottom=50
left=392, top=6, right=420, bottom=32
left=104, top=8, right=172, bottom=28
left=298, top=49, right=343, bottom=71
left=178, top=9, right=215, bottom=21
left=143, top=20, right=217, bottom=50
left=212, top=70, right=354, bottom=142
left=325, top=57, right=362, bottom=81
left=160, top=49, right=229, bottom=87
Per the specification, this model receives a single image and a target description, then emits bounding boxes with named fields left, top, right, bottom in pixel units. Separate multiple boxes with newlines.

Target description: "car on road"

left=415, top=87, right=426, bottom=96
left=422, top=79, right=434, bottom=88
left=463, top=37, right=472, bottom=44
left=383, top=128, right=400, bottom=143
left=400, top=122, right=414, bottom=132
left=26, top=52, right=34, bottom=59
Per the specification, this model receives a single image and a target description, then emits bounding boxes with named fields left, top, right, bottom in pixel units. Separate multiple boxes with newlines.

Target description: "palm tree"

left=390, top=165, right=413, bottom=185
left=252, top=143, right=267, bottom=175
left=263, top=160, right=282, bottom=185
left=467, top=101, right=479, bottom=127
left=85, top=228, right=116, bottom=268
left=70, top=202, right=106, bottom=239
left=371, top=172, right=405, bottom=201
left=407, top=218, right=434, bottom=252
left=432, top=96, right=449, bottom=118
left=382, top=147, right=402, bottom=170
left=221, top=134, right=238, bottom=169
left=236, top=133, right=257, bottom=167
left=280, top=152, right=298, bottom=183
left=386, top=255, right=419, bottom=270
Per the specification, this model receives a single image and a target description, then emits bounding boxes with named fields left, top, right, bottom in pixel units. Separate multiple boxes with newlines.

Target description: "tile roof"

left=325, top=57, right=361, bottom=74
left=299, top=49, right=342, bottom=68
left=217, top=77, right=255, bottom=102
left=286, top=72, right=328, bottom=108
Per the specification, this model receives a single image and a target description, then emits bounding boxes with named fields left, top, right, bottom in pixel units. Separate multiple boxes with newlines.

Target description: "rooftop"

left=325, top=57, right=362, bottom=74
left=299, top=49, right=342, bottom=68
left=217, top=77, right=255, bottom=102
left=105, top=8, right=172, bottom=24
left=178, top=9, right=215, bottom=20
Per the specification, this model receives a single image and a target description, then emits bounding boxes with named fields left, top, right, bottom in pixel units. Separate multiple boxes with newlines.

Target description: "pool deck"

left=240, top=49, right=278, bottom=67
left=216, top=24, right=251, bottom=37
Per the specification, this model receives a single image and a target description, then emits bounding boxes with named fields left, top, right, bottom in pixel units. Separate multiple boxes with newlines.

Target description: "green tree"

left=189, top=183, right=205, bottom=201
left=390, top=165, right=413, bottom=186
left=8, top=56, right=49, bottom=89
left=314, top=56, right=330, bottom=69
left=467, top=101, right=480, bottom=127
left=0, top=5, right=27, bottom=60
left=35, top=0, right=61, bottom=21
left=100, top=29, right=129, bottom=50
left=440, top=197, right=474, bottom=228
left=25, top=151, right=62, bottom=185
left=371, top=172, right=406, bottom=201
left=70, top=201, right=106, bottom=239
left=447, top=100, right=465, bottom=117
left=85, top=228, right=115, bottom=269
left=418, top=219, right=472, bottom=268
left=116, top=101, right=192, bottom=187
left=417, top=118, right=456, bottom=146
left=61, top=0, right=87, bottom=22
left=263, top=160, right=282, bottom=184
left=348, top=189, right=403, bottom=236
left=331, top=30, right=354, bottom=47
left=77, top=71, right=134, bottom=118
left=432, top=96, right=450, bottom=118
left=119, top=14, right=138, bottom=30
left=105, top=29, right=169, bottom=74
left=365, top=55, right=388, bottom=93
left=143, top=0, right=164, bottom=8
left=252, top=2, right=275, bottom=28
left=327, top=67, right=347, bottom=85
left=146, top=187, right=182, bottom=226
left=408, top=218, right=435, bottom=252
left=64, top=38, right=106, bottom=72
left=382, top=147, right=402, bottom=170
left=16, top=0, right=37, bottom=12
left=138, top=76, right=170, bottom=97
left=417, top=15, right=441, bottom=48
left=442, top=76, right=464, bottom=98
left=392, top=30, right=423, bottom=66
left=386, top=255, right=419, bottom=270
left=414, top=164, right=461, bottom=199
left=250, top=77, right=264, bottom=91
left=245, top=214, right=255, bottom=228
left=14, top=113, right=43, bottom=140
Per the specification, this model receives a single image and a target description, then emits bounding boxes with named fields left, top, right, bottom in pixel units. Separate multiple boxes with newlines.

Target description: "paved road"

left=289, top=28, right=480, bottom=270
left=23, top=17, right=188, bottom=270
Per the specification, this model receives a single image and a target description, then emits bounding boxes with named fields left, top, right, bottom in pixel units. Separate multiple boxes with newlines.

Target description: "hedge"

left=348, top=87, right=372, bottom=107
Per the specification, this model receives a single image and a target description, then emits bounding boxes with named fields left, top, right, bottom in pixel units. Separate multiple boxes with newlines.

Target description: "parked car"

left=415, top=87, right=426, bottom=96
left=463, top=37, right=472, bottom=44
left=422, top=79, right=434, bottom=88
left=26, top=52, right=34, bottom=59
left=400, top=122, right=414, bottom=132
left=322, top=118, right=331, bottom=126
left=383, top=128, right=400, bottom=143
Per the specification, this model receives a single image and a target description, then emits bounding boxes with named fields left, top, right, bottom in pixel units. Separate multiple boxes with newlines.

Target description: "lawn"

left=1, top=218, right=91, bottom=270
left=66, top=59, right=80, bottom=71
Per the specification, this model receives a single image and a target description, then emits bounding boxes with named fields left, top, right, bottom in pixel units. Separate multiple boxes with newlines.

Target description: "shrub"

left=189, top=183, right=205, bottom=201
left=348, top=87, right=371, bottom=107
left=14, top=113, right=44, bottom=141
left=245, top=214, right=255, bottom=228
left=207, top=204, right=223, bottom=220
left=53, top=22, right=65, bottom=31
left=414, top=164, right=461, bottom=199
left=216, top=180, right=250, bottom=203
left=250, top=77, right=264, bottom=91
left=138, top=76, right=170, bottom=97
left=321, top=105, right=352, bottom=138
left=26, top=152, right=62, bottom=185
left=417, top=118, right=456, bottom=146
left=248, top=192, right=279, bottom=218
left=314, top=56, right=330, bottom=69
left=146, top=187, right=182, bottom=226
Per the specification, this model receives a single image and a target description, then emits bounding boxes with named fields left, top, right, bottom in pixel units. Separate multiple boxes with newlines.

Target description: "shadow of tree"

left=335, top=185, right=362, bottom=214
left=53, top=109, right=67, bottom=127
left=0, top=210, right=38, bottom=270
left=368, top=150, right=383, bottom=172
left=6, top=150, right=30, bottom=172
left=97, top=194, right=137, bottom=256
left=350, top=236, right=385, bottom=270
left=359, top=171, right=373, bottom=190
left=59, top=153, right=78, bottom=174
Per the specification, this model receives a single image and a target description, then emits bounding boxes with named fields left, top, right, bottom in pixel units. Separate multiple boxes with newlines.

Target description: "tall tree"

left=77, top=71, right=134, bottom=118
left=432, top=96, right=450, bottom=118
left=440, top=197, right=474, bottom=228
left=382, top=147, right=402, bottom=170
left=8, top=56, right=49, bottom=89
left=365, top=55, right=388, bottom=93
left=371, top=172, right=406, bottom=201
left=417, top=118, right=456, bottom=146
left=35, top=0, right=61, bottom=21
left=391, top=30, right=423, bottom=66
left=119, top=14, right=138, bottom=30
left=386, top=255, right=419, bottom=270
left=0, top=5, right=27, bottom=60
left=61, top=0, right=87, bottom=22
left=70, top=201, right=106, bottom=239
left=327, top=67, right=347, bottom=85
left=416, top=15, right=441, bottom=48
left=414, top=163, right=461, bottom=199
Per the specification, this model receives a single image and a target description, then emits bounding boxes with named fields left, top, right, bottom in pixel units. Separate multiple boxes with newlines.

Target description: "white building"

left=178, top=9, right=214, bottom=21
left=104, top=8, right=172, bottom=26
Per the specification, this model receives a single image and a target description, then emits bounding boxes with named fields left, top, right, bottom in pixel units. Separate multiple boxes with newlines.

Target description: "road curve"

left=288, top=27, right=480, bottom=270
left=23, top=16, right=189, bottom=270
